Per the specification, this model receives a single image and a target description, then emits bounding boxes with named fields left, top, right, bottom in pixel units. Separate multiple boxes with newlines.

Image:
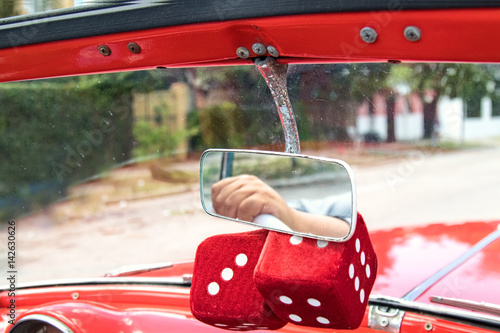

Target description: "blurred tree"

left=289, top=63, right=392, bottom=142
left=186, top=66, right=282, bottom=148
left=0, top=0, right=67, bottom=18
left=0, top=69, right=175, bottom=221
left=0, top=1, right=18, bottom=18
left=388, top=64, right=494, bottom=139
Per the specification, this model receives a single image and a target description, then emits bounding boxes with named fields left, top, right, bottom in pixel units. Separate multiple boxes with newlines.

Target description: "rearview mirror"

left=200, top=149, right=357, bottom=241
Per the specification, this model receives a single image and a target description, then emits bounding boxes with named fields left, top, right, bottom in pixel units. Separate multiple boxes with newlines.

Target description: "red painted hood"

left=369, top=221, right=500, bottom=305
left=141, top=220, right=500, bottom=308
left=3, top=221, right=499, bottom=333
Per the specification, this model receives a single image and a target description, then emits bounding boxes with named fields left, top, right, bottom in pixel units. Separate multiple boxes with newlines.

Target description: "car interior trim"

left=104, top=261, right=174, bottom=277
left=9, top=314, right=74, bottom=333
left=0, top=277, right=191, bottom=292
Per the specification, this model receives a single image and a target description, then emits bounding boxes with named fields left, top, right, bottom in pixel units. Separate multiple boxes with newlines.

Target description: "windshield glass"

left=1, top=63, right=499, bottom=305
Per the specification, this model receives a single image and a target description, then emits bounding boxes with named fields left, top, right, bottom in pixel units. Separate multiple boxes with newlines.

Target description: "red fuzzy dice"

left=190, top=229, right=286, bottom=331
left=254, top=213, right=377, bottom=329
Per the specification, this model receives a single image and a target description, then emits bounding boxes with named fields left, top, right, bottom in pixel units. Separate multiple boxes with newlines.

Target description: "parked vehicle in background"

left=1, top=1, right=500, bottom=332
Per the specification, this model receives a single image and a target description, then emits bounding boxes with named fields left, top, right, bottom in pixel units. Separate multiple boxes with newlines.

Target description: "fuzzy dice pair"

left=190, top=213, right=377, bottom=331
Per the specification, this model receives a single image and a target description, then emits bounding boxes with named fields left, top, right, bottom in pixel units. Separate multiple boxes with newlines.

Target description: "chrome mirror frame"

left=200, top=148, right=357, bottom=242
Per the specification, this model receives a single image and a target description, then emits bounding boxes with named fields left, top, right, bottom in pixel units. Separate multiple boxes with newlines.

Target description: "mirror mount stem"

left=254, top=57, right=301, bottom=154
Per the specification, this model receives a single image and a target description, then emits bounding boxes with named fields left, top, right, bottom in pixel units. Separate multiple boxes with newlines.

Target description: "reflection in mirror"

left=200, top=149, right=357, bottom=241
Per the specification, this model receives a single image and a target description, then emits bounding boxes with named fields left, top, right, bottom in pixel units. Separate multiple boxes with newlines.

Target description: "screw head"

left=98, top=45, right=111, bottom=56
left=236, top=47, right=250, bottom=59
left=71, top=292, right=79, bottom=300
left=267, top=45, right=280, bottom=57
left=404, top=26, right=421, bottom=42
left=127, top=42, right=141, bottom=54
left=424, top=322, right=433, bottom=331
left=360, top=27, right=378, bottom=44
left=252, top=43, right=267, bottom=56
left=379, top=317, right=389, bottom=327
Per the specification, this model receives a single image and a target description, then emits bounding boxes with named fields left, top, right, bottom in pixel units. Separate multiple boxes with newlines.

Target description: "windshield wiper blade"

left=431, top=296, right=500, bottom=317
left=403, top=226, right=500, bottom=301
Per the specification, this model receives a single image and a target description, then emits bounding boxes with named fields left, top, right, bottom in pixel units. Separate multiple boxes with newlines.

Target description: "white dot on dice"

left=366, top=264, right=371, bottom=278
left=360, top=289, right=365, bottom=303
left=316, top=317, right=330, bottom=325
left=361, top=251, right=366, bottom=265
left=290, top=235, right=303, bottom=245
left=349, top=264, right=354, bottom=279
left=235, top=253, right=248, bottom=267
left=279, top=295, right=293, bottom=304
left=221, top=268, right=233, bottom=281
left=307, top=298, right=321, bottom=307
left=355, top=238, right=360, bottom=253
left=208, top=282, right=220, bottom=295
left=289, top=314, right=302, bottom=322
left=355, top=276, right=360, bottom=291
left=316, top=240, right=328, bottom=248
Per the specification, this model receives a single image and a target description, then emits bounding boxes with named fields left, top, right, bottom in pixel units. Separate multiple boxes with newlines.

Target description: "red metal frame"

left=1, top=7, right=500, bottom=333
left=1, top=9, right=500, bottom=83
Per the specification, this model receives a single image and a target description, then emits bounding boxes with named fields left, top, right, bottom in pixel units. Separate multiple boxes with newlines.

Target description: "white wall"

left=358, top=97, right=500, bottom=143
left=356, top=112, right=423, bottom=142
left=439, top=97, right=500, bottom=142
left=437, top=97, right=464, bottom=142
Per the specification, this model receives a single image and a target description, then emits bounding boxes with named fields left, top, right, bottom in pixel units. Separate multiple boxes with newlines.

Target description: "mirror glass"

left=200, top=149, right=356, bottom=241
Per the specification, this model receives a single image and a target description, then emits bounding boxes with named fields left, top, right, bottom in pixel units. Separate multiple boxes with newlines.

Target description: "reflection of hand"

left=212, top=175, right=350, bottom=238
left=212, top=175, right=296, bottom=226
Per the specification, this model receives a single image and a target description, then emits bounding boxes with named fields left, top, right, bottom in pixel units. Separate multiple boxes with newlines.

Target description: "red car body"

left=1, top=221, right=498, bottom=332
left=1, top=2, right=500, bottom=332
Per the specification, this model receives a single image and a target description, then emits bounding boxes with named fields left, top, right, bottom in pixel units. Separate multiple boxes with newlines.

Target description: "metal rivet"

left=267, top=46, right=279, bottom=57
left=379, top=317, right=389, bottom=327
left=127, top=42, right=141, bottom=54
left=404, top=26, right=421, bottom=42
left=236, top=47, right=250, bottom=59
left=424, top=322, right=433, bottom=331
left=71, top=292, right=79, bottom=300
left=98, top=45, right=111, bottom=56
left=252, top=43, right=267, bottom=56
left=360, top=27, right=378, bottom=44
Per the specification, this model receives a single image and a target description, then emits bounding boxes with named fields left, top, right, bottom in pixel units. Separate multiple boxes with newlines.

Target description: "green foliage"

left=388, top=63, right=494, bottom=99
left=132, top=119, right=198, bottom=158
left=199, top=102, right=246, bottom=148
left=0, top=2, right=18, bottom=18
left=0, top=71, right=172, bottom=221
